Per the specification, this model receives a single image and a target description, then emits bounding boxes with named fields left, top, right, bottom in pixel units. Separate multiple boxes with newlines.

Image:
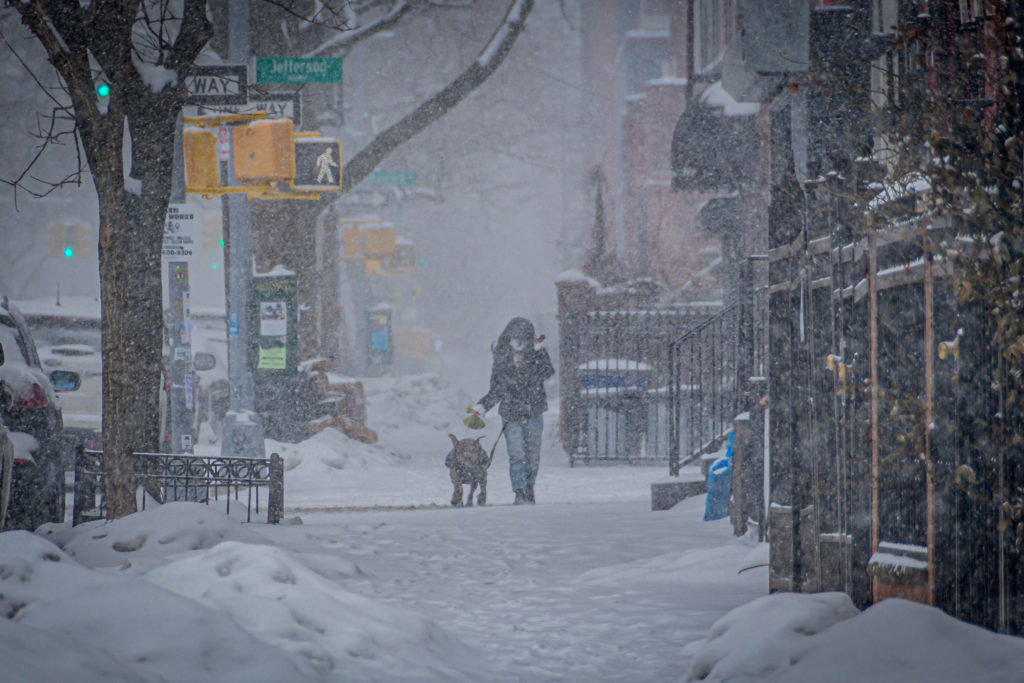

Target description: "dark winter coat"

left=478, top=317, right=555, bottom=422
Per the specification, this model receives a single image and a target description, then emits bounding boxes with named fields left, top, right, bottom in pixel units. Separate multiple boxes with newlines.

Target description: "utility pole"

left=167, top=98, right=194, bottom=459
left=221, top=0, right=266, bottom=460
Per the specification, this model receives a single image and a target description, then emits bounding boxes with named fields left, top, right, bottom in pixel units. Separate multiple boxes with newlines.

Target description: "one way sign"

left=186, top=66, right=247, bottom=105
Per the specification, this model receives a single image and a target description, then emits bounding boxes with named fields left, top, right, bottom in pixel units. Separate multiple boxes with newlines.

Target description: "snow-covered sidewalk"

left=3, top=371, right=1023, bottom=681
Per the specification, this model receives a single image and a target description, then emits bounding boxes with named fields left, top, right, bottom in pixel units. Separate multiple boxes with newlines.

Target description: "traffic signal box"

left=233, top=118, right=294, bottom=183
left=183, top=128, right=220, bottom=190
left=183, top=113, right=342, bottom=199
left=341, top=224, right=396, bottom=259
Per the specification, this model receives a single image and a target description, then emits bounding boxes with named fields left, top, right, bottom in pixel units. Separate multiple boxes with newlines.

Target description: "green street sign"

left=257, top=57, right=342, bottom=84
left=367, top=170, right=417, bottom=187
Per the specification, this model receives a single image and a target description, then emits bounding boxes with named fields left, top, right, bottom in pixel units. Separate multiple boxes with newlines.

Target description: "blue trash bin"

left=704, top=431, right=734, bottom=521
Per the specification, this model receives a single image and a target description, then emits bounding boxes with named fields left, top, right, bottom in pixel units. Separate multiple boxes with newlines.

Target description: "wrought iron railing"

left=668, top=304, right=743, bottom=476
left=562, top=307, right=716, bottom=465
left=73, top=447, right=284, bottom=524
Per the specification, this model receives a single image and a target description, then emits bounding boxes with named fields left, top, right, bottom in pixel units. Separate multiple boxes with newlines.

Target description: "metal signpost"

left=219, top=0, right=266, bottom=461
left=175, top=1, right=344, bottom=460
left=162, top=204, right=199, bottom=456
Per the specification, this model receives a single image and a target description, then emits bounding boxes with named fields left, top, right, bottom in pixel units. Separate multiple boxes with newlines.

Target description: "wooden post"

left=869, top=233, right=879, bottom=560
left=924, top=253, right=936, bottom=605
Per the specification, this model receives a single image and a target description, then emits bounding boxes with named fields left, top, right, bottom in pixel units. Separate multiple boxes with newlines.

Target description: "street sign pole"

left=167, top=115, right=194, bottom=458
left=221, top=0, right=265, bottom=460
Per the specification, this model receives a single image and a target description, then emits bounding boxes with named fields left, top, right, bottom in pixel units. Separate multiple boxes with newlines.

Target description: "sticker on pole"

left=293, top=138, right=342, bottom=191
left=163, top=204, right=201, bottom=262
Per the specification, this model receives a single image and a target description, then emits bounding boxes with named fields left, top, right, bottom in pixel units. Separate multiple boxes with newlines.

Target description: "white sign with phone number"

left=163, top=204, right=200, bottom=262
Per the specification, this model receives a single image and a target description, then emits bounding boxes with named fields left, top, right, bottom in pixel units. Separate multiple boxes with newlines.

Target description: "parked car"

left=0, top=296, right=79, bottom=530
left=0, top=414, right=14, bottom=530
left=18, top=297, right=225, bottom=451
left=18, top=297, right=104, bottom=450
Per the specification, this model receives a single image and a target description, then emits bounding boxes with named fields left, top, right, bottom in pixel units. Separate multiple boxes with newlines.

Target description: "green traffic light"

left=211, top=262, right=219, bottom=270
left=97, top=82, right=110, bottom=98
left=64, top=247, right=74, bottom=258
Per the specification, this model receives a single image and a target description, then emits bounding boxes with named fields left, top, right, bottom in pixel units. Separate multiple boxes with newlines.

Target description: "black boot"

left=525, top=485, right=535, bottom=504
left=513, top=489, right=527, bottom=505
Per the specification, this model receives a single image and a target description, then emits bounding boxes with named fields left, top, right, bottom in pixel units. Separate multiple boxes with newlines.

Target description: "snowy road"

left=265, top=496, right=767, bottom=681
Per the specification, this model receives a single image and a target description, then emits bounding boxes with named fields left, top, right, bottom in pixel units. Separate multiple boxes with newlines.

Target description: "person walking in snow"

left=475, top=317, right=555, bottom=505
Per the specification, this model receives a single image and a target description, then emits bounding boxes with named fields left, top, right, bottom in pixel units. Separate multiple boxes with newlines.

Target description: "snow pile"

left=10, top=502, right=487, bottom=682
left=147, top=541, right=485, bottom=681
left=685, top=592, right=859, bottom=681
left=362, top=372, right=472, bottom=438
left=38, top=502, right=272, bottom=570
left=685, top=592, right=1024, bottom=682
left=0, top=531, right=306, bottom=682
left=270, top=373, right=486, bottom=509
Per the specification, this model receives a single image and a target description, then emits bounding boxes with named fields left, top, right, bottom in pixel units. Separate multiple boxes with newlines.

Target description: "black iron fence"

left=73, top=447, right=284, bottom=524
left=561, top=307, right=717, bottom=465
left=767, top=202, right=1024, bottom=634
left=667, top=304, right=744, bottom=476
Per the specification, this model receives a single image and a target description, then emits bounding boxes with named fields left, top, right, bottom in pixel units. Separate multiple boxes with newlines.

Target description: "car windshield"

left=29, top=318, right=102, bottom=351
left=0, top=319, right=27, bottom=365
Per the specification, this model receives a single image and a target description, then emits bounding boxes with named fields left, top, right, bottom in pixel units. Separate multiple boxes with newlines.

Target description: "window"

left=958, top=0, right=984, bottom=23
left=0, top=322, right=27, bottom=366
left=640, top=0, right=671, bottom=29
left=694, top=0, right=723, bottom=74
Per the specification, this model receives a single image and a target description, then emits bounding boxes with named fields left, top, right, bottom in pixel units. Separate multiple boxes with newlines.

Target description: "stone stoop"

left=651, top=474, right=707, bottom=511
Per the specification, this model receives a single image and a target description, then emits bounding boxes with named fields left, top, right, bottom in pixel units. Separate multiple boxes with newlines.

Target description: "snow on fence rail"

left=72, top=446, right=284, bottom=524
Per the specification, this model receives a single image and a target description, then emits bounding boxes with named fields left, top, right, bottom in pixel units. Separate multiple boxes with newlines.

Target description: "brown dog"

left=445, top=433, right=488, bottom=507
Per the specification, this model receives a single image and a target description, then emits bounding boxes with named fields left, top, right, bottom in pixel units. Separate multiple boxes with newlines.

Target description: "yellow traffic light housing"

left=363, top=225, right=396, bottom=258
left=342, top=225, right=362, bottom=258
left=183, top=128, right=220, bottom=191
left=233, top=118, right=295, bottom=183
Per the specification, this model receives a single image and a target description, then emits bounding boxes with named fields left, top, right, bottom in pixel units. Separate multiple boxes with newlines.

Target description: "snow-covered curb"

left=685, top=592, right=1024, bottom=682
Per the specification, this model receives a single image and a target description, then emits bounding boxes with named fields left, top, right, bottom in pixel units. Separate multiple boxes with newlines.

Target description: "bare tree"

left=3, top=0, right=533, bottom=517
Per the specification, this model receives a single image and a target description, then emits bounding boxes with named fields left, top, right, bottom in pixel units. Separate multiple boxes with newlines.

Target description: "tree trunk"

left=95, top=106, right=178, bottom=518
left=96, top=187, right=164, bottom=518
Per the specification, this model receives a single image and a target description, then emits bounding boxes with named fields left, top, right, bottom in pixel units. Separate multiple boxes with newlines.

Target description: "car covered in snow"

left=0, top=296, right=79, bottom=530
left=19, top=298, right=105, bottom=450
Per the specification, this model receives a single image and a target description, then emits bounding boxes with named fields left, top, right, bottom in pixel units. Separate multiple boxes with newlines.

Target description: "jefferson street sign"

left=257, top=57, right=342, bottom=84
left=293, top=138, right=342, bottom=191
left=185, top=66, right=247, bottom=105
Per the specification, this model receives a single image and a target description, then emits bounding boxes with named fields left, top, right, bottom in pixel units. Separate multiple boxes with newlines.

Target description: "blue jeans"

left=504, top=416, right=543, bottom=492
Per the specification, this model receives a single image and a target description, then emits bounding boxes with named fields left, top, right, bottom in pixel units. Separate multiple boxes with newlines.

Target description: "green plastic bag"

left=463, top=405, right=486, bottom=430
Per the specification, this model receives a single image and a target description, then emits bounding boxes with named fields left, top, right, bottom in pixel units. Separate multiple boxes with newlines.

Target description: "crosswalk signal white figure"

left=315, top=147, right=337, bottom=184
left=293, top=137, right=343, bottom=192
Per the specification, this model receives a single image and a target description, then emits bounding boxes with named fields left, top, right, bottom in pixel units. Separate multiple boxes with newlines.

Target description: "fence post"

left=269, top=452, right=284, bottom=524
left=72, top=443, right=88, bottom=526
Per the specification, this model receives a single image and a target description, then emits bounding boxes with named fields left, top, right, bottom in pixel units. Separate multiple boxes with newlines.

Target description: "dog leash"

left=486, top=421, right=509, bottom=469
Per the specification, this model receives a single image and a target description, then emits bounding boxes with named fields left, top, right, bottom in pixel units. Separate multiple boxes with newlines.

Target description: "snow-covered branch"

left=342, top=0, right=534, bottom=190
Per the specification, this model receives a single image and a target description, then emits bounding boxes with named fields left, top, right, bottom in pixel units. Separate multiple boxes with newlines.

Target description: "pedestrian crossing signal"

left=293, top=137, right=342, bottom=191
